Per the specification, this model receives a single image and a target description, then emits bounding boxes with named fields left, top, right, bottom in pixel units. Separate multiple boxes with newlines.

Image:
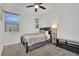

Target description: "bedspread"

left=23, top=33, right=49, bottom=46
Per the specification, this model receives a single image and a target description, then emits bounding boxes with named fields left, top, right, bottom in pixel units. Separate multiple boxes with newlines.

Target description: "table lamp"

left=51, top=23, right=58, bottom=44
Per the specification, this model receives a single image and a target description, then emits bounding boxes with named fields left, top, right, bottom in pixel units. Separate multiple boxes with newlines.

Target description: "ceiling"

left=0, top=3, right=79, bottom=15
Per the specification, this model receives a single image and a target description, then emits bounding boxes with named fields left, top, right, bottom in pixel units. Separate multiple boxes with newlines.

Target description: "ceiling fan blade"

left=38, top=3, right=42, bottom=5
left=26, top=5, right=34, bottom=8
left=35, top=8, right=37, bottom=12
left=39, top=6, right=46, bottom=10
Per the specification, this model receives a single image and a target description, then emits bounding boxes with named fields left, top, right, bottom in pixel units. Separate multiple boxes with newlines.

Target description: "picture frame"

left=35, top=18, right=39, bottom=29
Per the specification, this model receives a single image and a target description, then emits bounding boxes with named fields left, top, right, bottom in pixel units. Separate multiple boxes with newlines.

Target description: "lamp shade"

left=52, top=23, right=58, bottom=29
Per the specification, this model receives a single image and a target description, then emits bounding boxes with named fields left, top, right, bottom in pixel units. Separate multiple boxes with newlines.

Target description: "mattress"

left=23, top=33, right=49, bottom=46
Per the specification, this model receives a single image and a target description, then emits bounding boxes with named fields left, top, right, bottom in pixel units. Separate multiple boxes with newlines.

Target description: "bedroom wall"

left=40, top=3, right=79, bottom=42
left=0, top=3, right=39, bottom=45
left=0, top=3, right=79, bottom=45
left=20, top=3, right=79, bottom=42
left=20, top=4, right=39, bottom=35
left=0, top=4, right=21, bottom=45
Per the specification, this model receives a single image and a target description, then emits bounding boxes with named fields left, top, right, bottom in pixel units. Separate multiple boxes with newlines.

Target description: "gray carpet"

left=1, top=43, right=79, bottom=56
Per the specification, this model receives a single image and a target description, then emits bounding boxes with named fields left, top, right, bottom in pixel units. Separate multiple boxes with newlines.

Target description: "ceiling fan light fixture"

left=26, top=3, right=46, bottom=12
left=34, top=5, right=39, bottom=8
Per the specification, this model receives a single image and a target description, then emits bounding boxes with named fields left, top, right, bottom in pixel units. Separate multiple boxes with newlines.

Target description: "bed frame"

left=21, top=27, right=52, bottom=53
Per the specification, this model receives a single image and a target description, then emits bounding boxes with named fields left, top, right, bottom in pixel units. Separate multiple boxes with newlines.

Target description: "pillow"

left=45, top=31, right=50, bottom=39
left=45, top=31, right=49, bottom=35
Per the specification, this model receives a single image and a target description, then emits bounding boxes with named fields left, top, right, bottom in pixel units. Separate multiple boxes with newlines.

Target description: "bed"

left=21, top=27, right=52, bottom=53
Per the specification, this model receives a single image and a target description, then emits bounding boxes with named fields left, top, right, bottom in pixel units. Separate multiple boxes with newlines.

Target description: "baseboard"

left=2, top=41, right=20, bottom=46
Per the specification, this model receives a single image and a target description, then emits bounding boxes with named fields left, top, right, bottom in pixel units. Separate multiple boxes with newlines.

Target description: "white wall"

left=0, top=3, right=39, bottom=45
left=0, top=3, right=79, bottom=45
left=0, top=4, right=21, bottom=45
left=20, top=3, right=79, bottom=42
left=20, top=4, right=39, bottom=35
left=40, top=3, right=79, bottom=41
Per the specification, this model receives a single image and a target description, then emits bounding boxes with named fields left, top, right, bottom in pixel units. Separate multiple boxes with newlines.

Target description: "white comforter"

left=23, top=33, right=49, bottom=46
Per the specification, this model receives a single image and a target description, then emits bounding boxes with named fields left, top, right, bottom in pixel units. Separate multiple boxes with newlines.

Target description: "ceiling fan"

left=26, top=3, right=46, bottom=12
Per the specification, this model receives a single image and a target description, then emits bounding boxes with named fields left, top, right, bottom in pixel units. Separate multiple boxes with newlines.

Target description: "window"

left=4, top=11, right=20, bottom=32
